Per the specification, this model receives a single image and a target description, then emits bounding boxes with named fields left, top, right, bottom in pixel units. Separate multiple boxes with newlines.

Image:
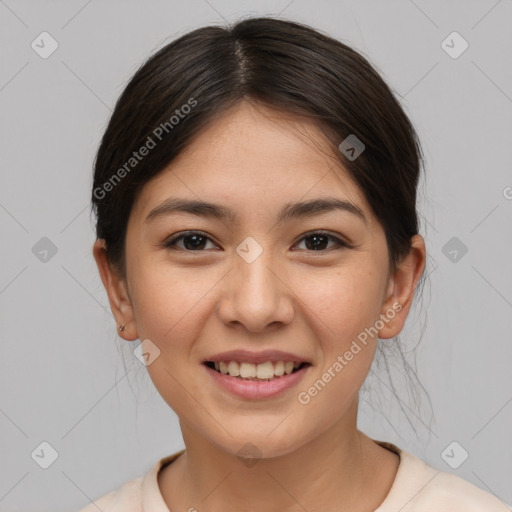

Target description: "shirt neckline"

left=141, top=439, right=433, bottom=512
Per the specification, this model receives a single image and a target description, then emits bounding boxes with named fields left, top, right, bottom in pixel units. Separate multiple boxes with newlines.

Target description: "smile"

left=203, top=361, right=311, bottom=399
left=205, top=360, right=310, bottom=381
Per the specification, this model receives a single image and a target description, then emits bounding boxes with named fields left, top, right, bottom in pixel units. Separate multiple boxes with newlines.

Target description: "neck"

left=159, top=401, right=399, bottom=512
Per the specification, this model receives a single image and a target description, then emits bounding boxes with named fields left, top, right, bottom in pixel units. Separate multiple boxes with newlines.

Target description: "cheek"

left=129, top=262, right=221, bottom=346
left=129, top=265, right=220, bottom=412
left=293, top=266, right=384, bottom=400
left=297, top=266, right=384, bottom=342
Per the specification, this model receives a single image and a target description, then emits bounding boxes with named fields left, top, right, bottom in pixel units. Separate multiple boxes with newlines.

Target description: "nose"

left=217, top=249, right=295, bottom=333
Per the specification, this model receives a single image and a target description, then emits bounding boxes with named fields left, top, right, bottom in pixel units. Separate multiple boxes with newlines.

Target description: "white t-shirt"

left=77, top=440, right=510, bottom=511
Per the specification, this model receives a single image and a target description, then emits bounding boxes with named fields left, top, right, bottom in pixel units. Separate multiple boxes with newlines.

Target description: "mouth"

left=203, top=360, right=312, bottom=382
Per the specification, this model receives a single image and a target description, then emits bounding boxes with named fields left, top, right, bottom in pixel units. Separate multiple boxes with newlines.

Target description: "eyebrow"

left=145, top=196, right=367, bottom=225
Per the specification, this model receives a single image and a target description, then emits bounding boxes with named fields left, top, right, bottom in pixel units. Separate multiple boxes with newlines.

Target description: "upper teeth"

left=214, top=361, right=302, bottom=379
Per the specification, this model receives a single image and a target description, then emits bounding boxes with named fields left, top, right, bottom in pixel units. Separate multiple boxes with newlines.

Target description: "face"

left=94, top=101, right=424, bottom=459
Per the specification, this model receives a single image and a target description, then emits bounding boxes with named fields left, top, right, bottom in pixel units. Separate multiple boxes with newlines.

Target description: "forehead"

left=132, top=101, right=373, bottom=224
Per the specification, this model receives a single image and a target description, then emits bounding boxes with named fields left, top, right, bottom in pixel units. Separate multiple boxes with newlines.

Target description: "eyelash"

left=163, top=230, right=350, bottom=253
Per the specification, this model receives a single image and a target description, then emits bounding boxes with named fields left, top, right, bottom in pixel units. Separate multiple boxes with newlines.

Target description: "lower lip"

left=203, top=363, right=310, bottom=399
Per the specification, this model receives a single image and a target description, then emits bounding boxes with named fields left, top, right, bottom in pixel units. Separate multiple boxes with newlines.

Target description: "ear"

left=378, top=234, right=426, bottom=339
left=92, top=239, right=138, bottom=341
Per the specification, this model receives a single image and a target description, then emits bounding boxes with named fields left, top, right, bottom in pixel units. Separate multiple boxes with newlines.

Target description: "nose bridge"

left=236, top=244, right=280, bottom=313
left=219, top=237, right=293, bottom=331
left=238, top=248, right=275, bottom=299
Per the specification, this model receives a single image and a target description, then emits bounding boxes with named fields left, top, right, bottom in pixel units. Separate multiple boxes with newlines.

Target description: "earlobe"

left=92, top=239, right=138, bottom=341
left=378, top=235, right=426, bottom=340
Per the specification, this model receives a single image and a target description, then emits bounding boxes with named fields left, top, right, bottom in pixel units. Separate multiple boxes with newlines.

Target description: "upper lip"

left=203, top=349, right=311, bottom=365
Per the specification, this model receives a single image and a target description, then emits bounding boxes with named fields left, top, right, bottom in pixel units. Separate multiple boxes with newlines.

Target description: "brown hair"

left=92, top=17, right=424, bottom=279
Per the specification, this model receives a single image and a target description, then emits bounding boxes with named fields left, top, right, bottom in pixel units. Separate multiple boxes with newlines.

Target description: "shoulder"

left=375, top=441, right=510, bottom=511
left=76, top=476, right=144, bottom=512
left=411, top=469, right=510, bottom=511
left=74, top=450, right=184, bottom=512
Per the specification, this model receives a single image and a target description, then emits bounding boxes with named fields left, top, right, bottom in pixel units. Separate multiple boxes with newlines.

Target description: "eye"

left=163, top=231, right=218, bottom=251
left=163, top=230, right=350, bottom=253
left=294, top=231, right=349, bottom=252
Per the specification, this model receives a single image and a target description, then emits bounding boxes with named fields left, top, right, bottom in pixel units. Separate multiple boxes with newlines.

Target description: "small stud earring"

left=118, top=324, right=125, bottom=332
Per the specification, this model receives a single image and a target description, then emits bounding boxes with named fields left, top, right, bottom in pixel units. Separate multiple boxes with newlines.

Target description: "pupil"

left=184, top=235, right=206, bottom=250
left=306, top=234, right=328, bottom=251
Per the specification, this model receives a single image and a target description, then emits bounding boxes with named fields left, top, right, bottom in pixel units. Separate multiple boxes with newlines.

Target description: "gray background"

left=1, top=0, right=511, bottom=510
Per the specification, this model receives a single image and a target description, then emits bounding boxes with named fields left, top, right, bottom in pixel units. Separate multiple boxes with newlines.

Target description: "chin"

left=211, top=430, right=308, bottom=462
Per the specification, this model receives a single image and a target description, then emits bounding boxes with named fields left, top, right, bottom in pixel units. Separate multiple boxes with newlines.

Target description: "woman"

left=81, top=16, right=507, bottom=511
